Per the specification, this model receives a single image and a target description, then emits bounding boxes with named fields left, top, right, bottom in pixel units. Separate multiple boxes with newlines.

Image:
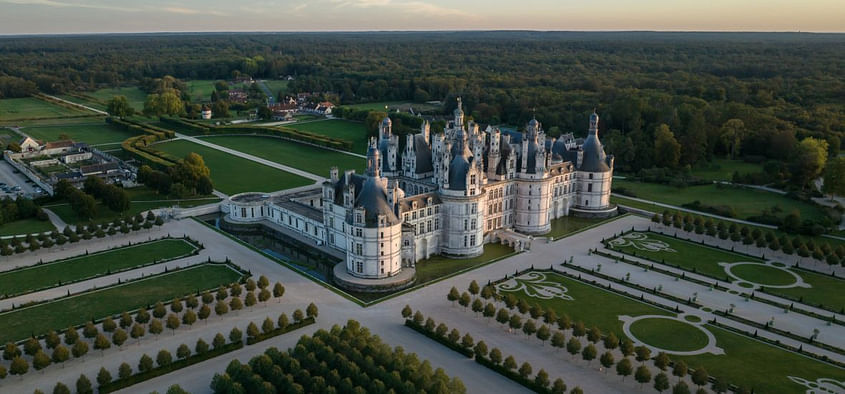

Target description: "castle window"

left=356, top=228, right=362, bottom=237
left=471, top=219, right=476, bottom=230
left=427, top=220, right=432, bottom=232
left=404, top=213, right=409, bottom=221
left=435, top=218, right=440, bottom=230
left=381, top=268, right=384, bottom=274
left=435, top=206, right=440, bottom=214
left=464, top=236, right=468, bottom=247
left=356, top=262, right=363, bottom=273
left=329, top=234, right=335, bottom=244
left=470, top=235, right=477, bottom=246
left=240, top=208, right=246, bottom=217
left=380, top=231, right=384, bottom=238
left=470, top=174, right=476, bottom=185
left=589, top=173, right=593, bottom=179
left=412, top=211, right=417, bottom=220
left=418, top=223, right=424, bottom=234
left=464, top=220, right=468, bottom=230
left=356, top=243, right=363, bottom=255
left=472, top=203, right=477, bottom=214
left=588, top=184, right=593, bottom=192
left=427, top=207, right=432, bottom=216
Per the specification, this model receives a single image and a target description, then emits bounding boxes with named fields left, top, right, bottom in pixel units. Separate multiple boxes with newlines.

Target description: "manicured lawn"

left=56, top=94, right=107, bottom=111
left=0, top=263, right=243, bottom=343
left=151, top=140, right=313, bottom=194
left=346, top=101, right=404, bottom=111
left=629, top=317, right=709, bottom=352
left=730, top=264, right=797, bottom=286
left=88, top=87, right=148, bottom=112
left=610, top=194, right=844, bottom=248
left=44, top=186, right=221, bottom=226
left=547, top=215, right=614, bottom=240
left=22, top=121, right=138, bottom=145
left=0, top=97, right=88, bottom=121
left=0, top=238, right=197, bottom=296
left=9, top=116, right=104, bottom=127
left=287, top=119, right=369, bottom=153
left=772, top=269, right=845, bottom=311
left=608, top=232, right=845, bottom=310
left=201, top=135, right=365, bottom=176
left=613, top=179, right=830, bottom=223
left=607, top=231, right=762, bottom=279
left=0, top=217, right=55, bottom=236
left=691, top=158, right=762, bottom=182
left=415, top=243, right=515, bottom=284
left=498, top=271, right=671, bottom=338
left=499, top=271, right=845, bottom=393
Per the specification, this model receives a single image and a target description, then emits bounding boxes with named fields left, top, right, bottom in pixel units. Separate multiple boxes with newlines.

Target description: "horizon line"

left=2, top=29, right=844, bottom=37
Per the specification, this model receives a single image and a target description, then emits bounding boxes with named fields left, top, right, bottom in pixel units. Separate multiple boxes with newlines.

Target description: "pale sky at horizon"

left=0, top=0, right=842, bottom=35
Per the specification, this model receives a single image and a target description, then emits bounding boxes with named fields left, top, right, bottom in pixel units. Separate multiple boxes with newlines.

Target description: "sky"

left=0, top=0, right=843, bottom=34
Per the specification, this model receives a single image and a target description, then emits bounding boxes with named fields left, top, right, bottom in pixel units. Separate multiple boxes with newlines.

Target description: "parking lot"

left=0, top=160, right=41, bottom=199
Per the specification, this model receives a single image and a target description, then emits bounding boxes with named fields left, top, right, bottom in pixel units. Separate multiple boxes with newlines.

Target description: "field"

left=260, top=80, right=288, bottom=96
left=497, top=270, right=845, bottom=393
left=414, top=243, right=515, bottom=284
left=0, top=263, right=243, bottom=343
left=0, top=97, right=88, bottom=122
left=607, top=232, right=845, bottom=310
left=151, top=139, right=313, bottom=194
left=21, top=121, right=138, bottom=145
left=0, top=238, right=198, bottom=296
left=184, top=80, right=218, bottom=103
left=612, top=179, right=830, bottom=222
left=690, top=158, right=762, bottom=182
left=287, top=119, right=370, bottom=153
left=0, top=217, right=55, bottom=236
left=44, top=186, right=220, bottom=225
left=201, top=135, right=365, bottom=176
left=87, top=87, right=148, bottom=112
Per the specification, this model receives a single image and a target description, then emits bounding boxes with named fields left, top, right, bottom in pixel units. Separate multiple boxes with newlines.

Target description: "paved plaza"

left=0, top=214, right=842, bottom=393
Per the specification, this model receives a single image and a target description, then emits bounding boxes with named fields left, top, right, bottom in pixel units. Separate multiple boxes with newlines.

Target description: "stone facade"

left=226, top=99, right=615, bottom=283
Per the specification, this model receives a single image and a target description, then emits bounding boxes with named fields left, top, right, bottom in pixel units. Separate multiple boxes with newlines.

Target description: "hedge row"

left=159, top=116, right=210, bottom=134
left=245, top=316, right=315, bottom=345
left=98, top=340, right=244, bottom=393
left=711, top=309, right=845, bottom=357
left=404, top=320, right=474, bottom=358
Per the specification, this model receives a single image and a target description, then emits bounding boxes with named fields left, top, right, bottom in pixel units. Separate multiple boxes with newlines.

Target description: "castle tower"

left=574, top=110, right=615, bottom=213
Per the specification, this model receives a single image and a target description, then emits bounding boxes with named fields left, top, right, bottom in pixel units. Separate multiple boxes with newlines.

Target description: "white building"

left=226, top=99, right=615, bottom=287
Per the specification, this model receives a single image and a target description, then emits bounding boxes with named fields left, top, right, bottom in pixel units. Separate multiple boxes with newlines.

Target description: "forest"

left=1, top=31, right=843, bottom=189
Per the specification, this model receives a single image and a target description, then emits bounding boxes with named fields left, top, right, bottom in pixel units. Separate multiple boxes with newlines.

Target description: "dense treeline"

left=1, top=32, right=843, bottom=175
left=211, top=319, right=466, bottom=394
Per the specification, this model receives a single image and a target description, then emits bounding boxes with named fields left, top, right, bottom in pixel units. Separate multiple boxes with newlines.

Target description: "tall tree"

left=653, top=124, right=681, bottom=168
left=106, top=95, right=134, bottom=118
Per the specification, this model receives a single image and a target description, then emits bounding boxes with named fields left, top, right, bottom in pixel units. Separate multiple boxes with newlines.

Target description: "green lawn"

left=184, top=80, right=218, bottom=103
left=0, top=264, right=242, bottom=343
left=8, top=116, right=105, bottom=127
left=607, top=231, right=762, bottom=279
left=56, top=94, right=107, bottom=111
left=345, top=101, right=405, bottom=111
left=261, top=80, right=288, bottom=96
left=610, top=194, right=844, bottom=248
left=691, top=158, right=762, bottom=182
left=613, top=179, right=829, bottom=222
left=0, top=97, right=88, bottom=122
left=201, top=135, right=365, bottom=176
left=287, top=119, right=369, bottom=154
left=415, top=243, right=515, bottom=284
left=22, top=121, right=138, bottom=145
left=498, top=271, right=845, bottom=393
left=44, top=186, right=221, bottom=226
left=0, top=238, right=197, bottom=297
left=88, top=87, right=148, bottom=112
left=151, top=140, right=313, bottom=195
left=345, top=101, right=441, bottom=113
left=629, top=317, right=709, bottom=352
left=547, top=215, right=615, bottom=240
left=608, top=232, right=845, bottom=310
left=0, top=218, right=55, bottom=236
